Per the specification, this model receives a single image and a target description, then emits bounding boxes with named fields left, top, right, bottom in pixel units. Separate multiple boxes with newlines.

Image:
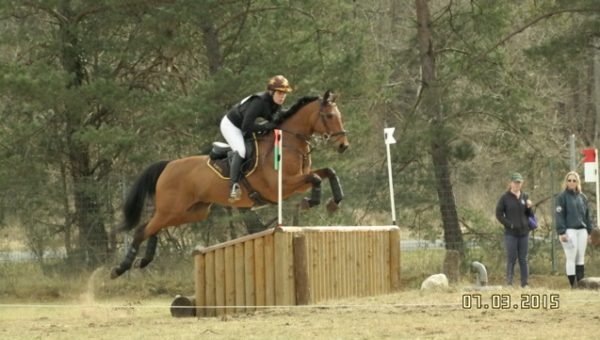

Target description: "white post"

left=277, top=130, right=283, bottom=227
left=384, top=128, right=397, bottom=225
left=594, top=149, right=600, bottom=227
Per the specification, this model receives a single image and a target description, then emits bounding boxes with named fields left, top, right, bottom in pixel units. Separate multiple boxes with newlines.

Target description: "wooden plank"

left=322, top=232, right=331, bottom=301
left=286, top=232, right=295, bottom=305
left=348, top=231, right=357, bottom=297
left=342, top=232, right=350, bottom=297
left=224, top=245, right=235, bottom=314
left=254, top=236, right=266, bottom=307
left=293, top=234, right=310, bottom=305
left=389, top=228, right=401, bottom=291
left=381, top=231, right=389, bottom=292
left=205, top=251, right=215, bottom=317
left=194, top=254, right=206, bottom=317
left=264, top=234, right=275, bottom=305
left=330, top=231, right=336, bottom=299
left=244, top=240, right=256, bottom=311
left=375, top=231, right=384, bottom=294
left=304, top=235, right=313, bottom=304
left=274, top=230, right=289, bottom=305
left=193, top=228, right=274, bottom=255
left=367, top=231, right=375, bottom=296
left=358, top=231, right=368, bottom=297
left=214, top=248, right=225, bottom=316
left=316, top=231, right=326, bottom=302
left=332, top=232, right=344, bottom=299
left=345, top=232, right=352, bottom=297
left=234, top=242, right=245, bottom=313
left=192, top=227, right=401, bottom=255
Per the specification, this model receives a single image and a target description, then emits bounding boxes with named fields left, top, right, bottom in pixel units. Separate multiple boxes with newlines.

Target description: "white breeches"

left=220, top=116, right=246, bottom=158
left=560, top=228, right=588, bottom=275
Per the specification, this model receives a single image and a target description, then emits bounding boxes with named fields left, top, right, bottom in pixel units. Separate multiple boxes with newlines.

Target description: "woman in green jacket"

left=555, top=171, right=595, bottom=288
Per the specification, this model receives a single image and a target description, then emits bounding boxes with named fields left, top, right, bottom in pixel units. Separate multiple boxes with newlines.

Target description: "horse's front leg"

left=312, top=168, right=344, bottom=212
left=299, top=173, right=322, bottom=210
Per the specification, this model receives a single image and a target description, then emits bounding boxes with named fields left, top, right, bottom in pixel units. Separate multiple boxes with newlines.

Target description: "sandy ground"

left=1, top=286, right=599, bottom=339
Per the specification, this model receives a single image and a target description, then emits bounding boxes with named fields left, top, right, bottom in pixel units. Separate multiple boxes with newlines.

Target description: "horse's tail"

left=118, top=160, right=170, bottom=232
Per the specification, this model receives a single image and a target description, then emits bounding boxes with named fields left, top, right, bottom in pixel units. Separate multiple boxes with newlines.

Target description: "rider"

left=220, top=75, right=293, bottom=202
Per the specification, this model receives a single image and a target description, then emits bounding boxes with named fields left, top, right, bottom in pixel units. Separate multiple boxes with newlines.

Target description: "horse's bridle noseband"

left=318, top=104, right=347, bottom=143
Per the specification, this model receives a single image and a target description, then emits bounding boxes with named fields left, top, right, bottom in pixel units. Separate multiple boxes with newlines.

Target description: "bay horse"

left=111, top=90, right=349, bottom=278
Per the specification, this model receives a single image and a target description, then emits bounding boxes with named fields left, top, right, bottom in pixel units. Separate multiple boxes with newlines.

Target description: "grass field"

left=1, top=287, right=599, bottom=339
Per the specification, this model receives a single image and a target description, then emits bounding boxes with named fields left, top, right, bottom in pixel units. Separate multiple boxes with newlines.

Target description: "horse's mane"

left=283, top=96, right=319, bottom=117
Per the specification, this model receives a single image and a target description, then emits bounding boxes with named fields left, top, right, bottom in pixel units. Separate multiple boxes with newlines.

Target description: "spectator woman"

left=496, top=172, right=533, bottom=287
left=555, top=171, right=596, bottom=288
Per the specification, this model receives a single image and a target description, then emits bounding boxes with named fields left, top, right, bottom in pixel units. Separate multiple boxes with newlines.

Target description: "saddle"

left=207, top=136, right=273, bottom=205
left=207, top=137, right=259, bottom=179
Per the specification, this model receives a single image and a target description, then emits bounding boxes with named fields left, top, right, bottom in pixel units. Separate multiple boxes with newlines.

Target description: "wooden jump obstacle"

left=191, top=226, right=400, bottom=317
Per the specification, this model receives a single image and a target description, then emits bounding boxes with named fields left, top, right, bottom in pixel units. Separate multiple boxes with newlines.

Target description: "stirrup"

left=228, top=183, right=241, bottom=202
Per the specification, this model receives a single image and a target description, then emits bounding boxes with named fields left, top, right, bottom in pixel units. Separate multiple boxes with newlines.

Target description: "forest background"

left=1, top=0, right=600, bottom=297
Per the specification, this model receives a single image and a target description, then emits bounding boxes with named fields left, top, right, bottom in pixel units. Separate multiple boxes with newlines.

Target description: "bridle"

left=276, top=98, right=347, bottom=151
left=316, top=103, right=347, bottom=144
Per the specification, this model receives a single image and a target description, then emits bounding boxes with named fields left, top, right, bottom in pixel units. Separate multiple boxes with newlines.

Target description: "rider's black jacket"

left=226, top=92, right=281, bottom=138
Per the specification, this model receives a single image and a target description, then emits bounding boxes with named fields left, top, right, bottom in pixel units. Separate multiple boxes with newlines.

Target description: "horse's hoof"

left=138, top=258, right=151, bottom=269
left=110, top=267, right=123, bottom=279
left=300, top=198, right=311, bottom=211
left=326, top=198, right=340, bottom=213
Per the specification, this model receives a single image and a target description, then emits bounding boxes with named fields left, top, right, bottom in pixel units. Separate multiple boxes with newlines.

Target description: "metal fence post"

left=550, top=159, right=557, bottom=274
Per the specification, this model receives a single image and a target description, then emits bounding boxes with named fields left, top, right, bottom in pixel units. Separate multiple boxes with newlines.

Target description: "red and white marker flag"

left=274, top=129, right=283, bottom=226
left=581, top=148, right=597, bottom=183
left=581, top=148, right=600, bottom=228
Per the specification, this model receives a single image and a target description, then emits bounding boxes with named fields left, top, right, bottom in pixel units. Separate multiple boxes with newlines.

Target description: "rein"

left=277, top=129, right=312, bottom=157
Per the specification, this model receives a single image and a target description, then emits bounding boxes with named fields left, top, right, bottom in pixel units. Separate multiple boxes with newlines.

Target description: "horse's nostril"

left=339, top=144, right=349, bottom=153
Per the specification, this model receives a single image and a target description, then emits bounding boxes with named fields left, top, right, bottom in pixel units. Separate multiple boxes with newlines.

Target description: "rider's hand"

left=260, top=122, right=277, bottom=132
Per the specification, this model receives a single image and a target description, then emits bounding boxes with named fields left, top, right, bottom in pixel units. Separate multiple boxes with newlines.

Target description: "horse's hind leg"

left=135, top=204, right=212, bottom=268
left=137, top=234, right=158, bottom=269
left=111, top=223, right=147, bottom=279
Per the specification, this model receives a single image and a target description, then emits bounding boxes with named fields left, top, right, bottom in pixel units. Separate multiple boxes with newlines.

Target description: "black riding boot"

left=568, top=275, right=576, bottom=288
left=576, top=265, right=585, bottom=282
left=228, top=151, right=243, bottom=202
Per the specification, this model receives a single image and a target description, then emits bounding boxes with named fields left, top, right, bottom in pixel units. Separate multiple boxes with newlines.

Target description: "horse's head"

left=279, top=90, right=350, bottom=153
left=314, top=90, right=349, bottom=153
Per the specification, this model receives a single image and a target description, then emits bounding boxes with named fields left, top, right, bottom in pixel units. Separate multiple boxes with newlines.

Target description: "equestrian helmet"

left=267, top=75, right=292, bottom=93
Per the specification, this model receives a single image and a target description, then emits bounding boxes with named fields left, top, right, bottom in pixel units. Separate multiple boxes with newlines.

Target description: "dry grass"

left=1, top=287, right=599, bottom=340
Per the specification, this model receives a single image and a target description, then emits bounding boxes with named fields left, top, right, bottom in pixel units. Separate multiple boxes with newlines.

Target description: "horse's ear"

left=323, top=90, right=336, bottom=104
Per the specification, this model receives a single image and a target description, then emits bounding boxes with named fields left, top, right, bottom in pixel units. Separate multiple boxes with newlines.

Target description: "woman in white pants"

left=219, top=75, right=292, bottom=202
left=555, top=171, right=596, bottom=287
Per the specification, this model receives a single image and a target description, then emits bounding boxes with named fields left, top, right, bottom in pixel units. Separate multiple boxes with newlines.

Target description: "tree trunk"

left=202, top=21, right=221, bottom=76
left=59, top=5, right=109, bottom=267
left=415, top=0, right=464, bottom=254
left=73, top=181, right=109, bottom=266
